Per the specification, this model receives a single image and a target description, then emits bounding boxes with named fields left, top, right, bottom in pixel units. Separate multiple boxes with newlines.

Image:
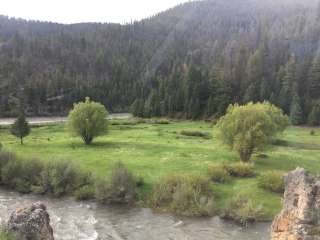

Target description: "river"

left=0, top=113, right=132, bottom=126
left=0, top=189, right=270, bottom=240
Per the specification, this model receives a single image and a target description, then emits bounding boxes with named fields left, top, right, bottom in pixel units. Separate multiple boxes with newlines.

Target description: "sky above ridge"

left=1, top=0, right=190, bottom=24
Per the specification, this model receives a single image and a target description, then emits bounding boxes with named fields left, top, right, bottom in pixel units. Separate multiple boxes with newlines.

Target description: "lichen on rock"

left=271, top=167, right=320, bottom=240
left=7, top=202, right=54, bottom=240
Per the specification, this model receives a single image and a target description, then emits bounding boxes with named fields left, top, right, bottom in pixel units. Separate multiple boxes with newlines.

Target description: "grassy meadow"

left=0, top=119, right=320, bottom=219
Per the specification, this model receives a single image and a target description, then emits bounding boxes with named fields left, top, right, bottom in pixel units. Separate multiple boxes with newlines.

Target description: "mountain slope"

left=0, top=0, right=319, bottom=124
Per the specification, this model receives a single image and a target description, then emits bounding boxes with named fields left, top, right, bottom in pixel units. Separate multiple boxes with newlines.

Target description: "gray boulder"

left=7, top=202, right=54, bottom=240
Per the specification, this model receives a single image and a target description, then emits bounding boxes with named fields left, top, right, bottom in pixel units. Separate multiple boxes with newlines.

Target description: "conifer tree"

left=10, top=110, right=30, bottom=145
left=278, top=56, right=296, bottom=113
left=290, top=93, right=303, bottom=125
left=308, top=101, right=320, bottom=126
left=308, top=55, right=320, bottom=100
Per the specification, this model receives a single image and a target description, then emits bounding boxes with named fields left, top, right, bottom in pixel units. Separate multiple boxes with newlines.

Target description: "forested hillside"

left=0, top=0, right=320, bottom=125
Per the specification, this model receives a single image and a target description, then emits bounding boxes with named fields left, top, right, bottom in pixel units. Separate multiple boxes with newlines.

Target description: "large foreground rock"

left=271, top=168, right=320, bottom=240
left=7, top=202, right=54, bottom=240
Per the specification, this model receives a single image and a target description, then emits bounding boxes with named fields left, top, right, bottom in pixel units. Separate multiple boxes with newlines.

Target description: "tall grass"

left=151, top=174, right=215, bottom=216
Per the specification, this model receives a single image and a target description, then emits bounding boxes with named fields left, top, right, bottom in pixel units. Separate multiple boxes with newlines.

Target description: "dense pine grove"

left=0, top=0, right=320, bottom=125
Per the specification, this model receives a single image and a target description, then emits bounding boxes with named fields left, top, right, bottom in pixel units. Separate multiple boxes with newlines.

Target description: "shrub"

left=95, top=179, right=109, bottom=203
left=151, top=174, right=215, bottom=216
left=207, top=165, right=230, bottom=183
left=150, top=119, right=171, bottom=124
left=217, top=102, right=288, bottom=162
left=0, top=151, right=93, bottom=198
left=1, top=157, right=43, bottom=193
left=258, top=171, right=284, bottom=193
left=1, top=158, right=22, bottom=188
left=0, top=229, right=16, bottom=240
left=222, top=195, right=264, bottom=226
left=95, top=162, right=136, bottom=204
left=180, top=130, right=212, bottom=139
left=110, top=119, right=139, bottom=126
left=67, top=97, right=108, bottom=145
left=0, top=151, right=16, bottom=173
left=135, top=175, right=145, bottom=187
left=309, top=226, right=320, bottom=236
left=40, top=161, right=92, bottom=197
left=310, top=130, right=316, bottom=136
left=74, top=185, right=95, bottom=200
left=223, top=162, right=255, bottom=178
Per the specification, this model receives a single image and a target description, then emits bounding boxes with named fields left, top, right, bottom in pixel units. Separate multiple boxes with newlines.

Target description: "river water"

left=0, top=189, right=270, bottom=240
left=0, top=113, right=132, bottom=126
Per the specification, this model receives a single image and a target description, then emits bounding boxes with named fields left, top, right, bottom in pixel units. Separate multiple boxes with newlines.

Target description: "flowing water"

left=0, top=189, right=270, bottom=240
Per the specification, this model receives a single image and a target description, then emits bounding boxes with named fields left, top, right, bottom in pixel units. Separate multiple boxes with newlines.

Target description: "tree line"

left=0, top=0, right=319, bottom=125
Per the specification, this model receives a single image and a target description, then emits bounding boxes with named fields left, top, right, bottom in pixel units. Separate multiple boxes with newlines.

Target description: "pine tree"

left=259, top=78, right=271, bottom=101
left=308, top=101, right=320, bottom=126
left=10, top=111, right=30, bottom=145
left=245, top=51, right=262, bottom=102
left=130, top=99, right=144, bottom=117
left=308, top=54, right=320, bottom=100
left=278, top=56, right=297, bottom=113
left=206, top=96, right=216, bottom=118
left=290, top=93, right=303, bottom=125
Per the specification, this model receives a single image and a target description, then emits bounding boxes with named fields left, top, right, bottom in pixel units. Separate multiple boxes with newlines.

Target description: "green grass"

left=0, top=121, right=319, bottom=220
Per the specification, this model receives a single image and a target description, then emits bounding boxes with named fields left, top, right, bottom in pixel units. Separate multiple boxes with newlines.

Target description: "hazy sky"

left=1, top=0, right=190, bottom=24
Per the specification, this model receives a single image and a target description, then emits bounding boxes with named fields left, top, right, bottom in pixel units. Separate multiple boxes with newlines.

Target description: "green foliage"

left=149, top=119, right=171, bottom=124
left=130, top=99, right=145, bottom=117
left=207, top=165, right=230, bottom=183
left=135, top=175, right=145, bottom=187
left=151, top=174, right=215, bottom=216
left=223, top=162, right=255, bottom=178
left=0, top=121, right=319, bottom=219
left=217, top=102, right=288, bottom=161
left=40, top=161, right=92, bottom=197
left=10, top=111, right=30, bottom=145
left=1, top=157, right=43, bottom=193
left=308, top=226, right=320, bottom=236
left=308, top=101, right=320, bottom=126
left=258, top=171, right=284, bottom=193
left=308, top=54, right=320, bottom=100
left=0, top=151, right=16, bottom=173
left=0, top=230, right=16, bottom=240
left=277, top=56, right=297, bottom=113
left=0, top=151, right=92, bottom=197
left=180, top=130, right=212, bottom=139
left=67, top=97, right=108, bottom=145
left=74, top=185, right=95, bottom=200
left=95, top=162, right=137, bottom=204
left=222, top=195, right=264, bottom=226
left=110, top=119, right=139, bottom=126
left=289, top=93, right=303, bottom=125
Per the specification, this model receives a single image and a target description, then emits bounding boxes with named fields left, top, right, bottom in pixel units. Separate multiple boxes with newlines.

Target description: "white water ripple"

left=0, top=189, right=270, bottom=240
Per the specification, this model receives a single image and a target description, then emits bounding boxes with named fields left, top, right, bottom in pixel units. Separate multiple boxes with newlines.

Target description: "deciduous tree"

left=217, top=102, right=288, bottom=162
left=67, top=97, right=108, bottom=145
